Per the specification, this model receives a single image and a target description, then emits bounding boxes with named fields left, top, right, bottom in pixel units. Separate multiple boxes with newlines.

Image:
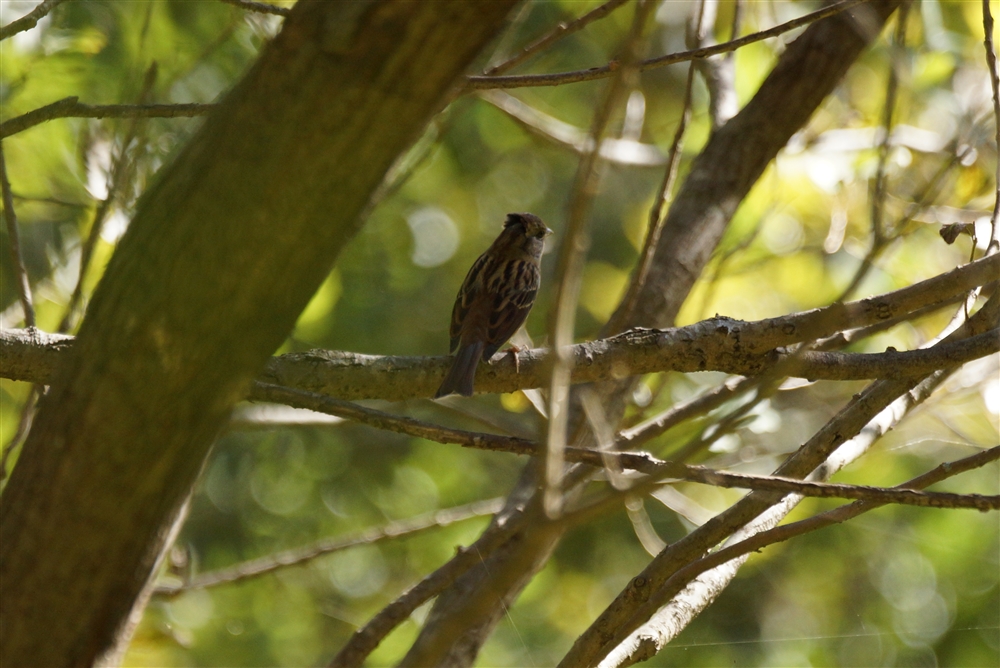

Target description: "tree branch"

left=983, top=0, right=1000, bottom=251
left=482, top=0, right=633, bottom=76
left=329, top=507, right=531, bottom=668
left=477, top=90, right=667, bottom=166
left=4, top=311, right=995, bottom=401
left=0, top=97, right=214, bottom=139
left=466, top=0, right=869, bottom=90
left=2, top=263, right=995, bottom=397
left=0, top=0, right=71, bottom=41
left=0, top=142, right=35, bottom=327
left=154, top=497, right=503, bottom=595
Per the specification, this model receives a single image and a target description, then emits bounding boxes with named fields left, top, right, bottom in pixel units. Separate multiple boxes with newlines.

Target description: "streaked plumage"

left=435, top=213, right=552, bottom=397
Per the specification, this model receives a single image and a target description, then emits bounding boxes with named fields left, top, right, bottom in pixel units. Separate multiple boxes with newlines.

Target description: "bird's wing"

left=482, top=259, right=539, bottom=360
left=449, top=251, right=492, bottom=352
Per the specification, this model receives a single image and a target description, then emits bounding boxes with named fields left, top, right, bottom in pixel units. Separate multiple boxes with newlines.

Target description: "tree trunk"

left=0, top=2, right=516, bottom=665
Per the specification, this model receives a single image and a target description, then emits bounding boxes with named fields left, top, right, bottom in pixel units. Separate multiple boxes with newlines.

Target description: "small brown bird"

left=435, top=213, right=552, bottom=397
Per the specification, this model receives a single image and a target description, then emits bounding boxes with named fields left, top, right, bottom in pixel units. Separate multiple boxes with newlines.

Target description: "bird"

left=435, top=212, right=553, bottom=397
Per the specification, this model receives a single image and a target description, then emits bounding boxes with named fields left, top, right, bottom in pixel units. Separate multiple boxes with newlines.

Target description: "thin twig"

left=681, top=444, right=1000, bottom=579
left=58, top=65, right=158, bottom=333
left=467, top=0, right=869, bottom=90
left=607, top=62, right=696, bottom=334
left=0, top=387, right=38, bottom=483
left=154, top=498, right=504, bottom=595
left=836, top=141, right=973, bottom=302
left=250, top=382, right=539, bottom=455
left=983, top=0, right=1000, bottom=252
left=688, top=0, right=738, bottom=129
left=217, top=0, right=289, bottom=18
left=476, top=90, right=667, bottom=166
left=0, top=0, right=71, bottom=41
left=0, top=145, right=44, bottom=490
left=11, top=193, right=87, bottom=208
left=728, top=0, right=743, bottom=57
left=617, top=377, right=747, bottom=449
left=872, top=4, right=908, bottom=242
left=838, top=3, right=909, bottom=301
left=483, top=0, right=633, bottom=76
left=0, top=143, right=35, bottom=328
left=545, top=0, right=656, bottom=517
left=0, top=98, right=214, bottom=139
left=642, top=457, right=999, bottom=511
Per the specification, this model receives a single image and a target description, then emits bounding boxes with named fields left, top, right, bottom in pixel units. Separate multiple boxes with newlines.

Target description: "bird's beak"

left=544, top=227, right=554, bottom=237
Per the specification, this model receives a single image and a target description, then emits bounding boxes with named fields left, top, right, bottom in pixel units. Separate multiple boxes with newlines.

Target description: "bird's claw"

left=505, top=345, right=522, bottom=374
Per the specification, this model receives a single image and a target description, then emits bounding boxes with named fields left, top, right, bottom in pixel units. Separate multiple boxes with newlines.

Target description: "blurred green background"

left=1, top=1, right=997, bottom=665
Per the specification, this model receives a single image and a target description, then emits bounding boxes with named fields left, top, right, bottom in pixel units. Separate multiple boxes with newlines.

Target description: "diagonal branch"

left=329, top=505, right=532, bottom=668
left=467, top=0, right=869, bottom=90
left=483, top=0, right=633, bottom=76
left=0, top=0, right=71, bottom=41
left=154, top=497, right=504, bottom=595
left=0, top=143, right=35, bottom=328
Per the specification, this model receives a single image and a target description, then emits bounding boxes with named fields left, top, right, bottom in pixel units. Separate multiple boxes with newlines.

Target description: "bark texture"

left=0, top=2, right=516, bottom=665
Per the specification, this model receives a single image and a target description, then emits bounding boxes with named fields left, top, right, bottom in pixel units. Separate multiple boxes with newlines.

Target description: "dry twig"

left=0, top=98, right=213, bottom=139
left=483, top=0, right=633, bottom=76
left=0, top=0, right=71, bottom=41
left=467, top=0, right=868, bottom=90
left=155, top=498, right=503, bottom=595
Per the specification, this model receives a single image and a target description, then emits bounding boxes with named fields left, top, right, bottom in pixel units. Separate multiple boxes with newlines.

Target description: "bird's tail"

left=435, top=341, right=485, bottom=397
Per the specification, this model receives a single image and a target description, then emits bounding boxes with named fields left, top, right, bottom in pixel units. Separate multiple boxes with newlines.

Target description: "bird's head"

left=504, top=212, right=553, bottom=240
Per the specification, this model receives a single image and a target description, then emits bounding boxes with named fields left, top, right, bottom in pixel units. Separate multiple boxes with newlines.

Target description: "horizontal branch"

left=649, top=456, right=1000, bottom=511
left=250, top=382, right=538, bottom=454
left=248, top=256, right=1000, bottom=399
left=0, top=0, right=70, bottom=41
left=0, top=97, right=214, bottom=138
left=5, top=321, right=994, bottom=402
left=154, top=497, right=503, bottom=595
left=466, top=0, right=868, bottom=90
left=2, top=263, right=996, bottom=398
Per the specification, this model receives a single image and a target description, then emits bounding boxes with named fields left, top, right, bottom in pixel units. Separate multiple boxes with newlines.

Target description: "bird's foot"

left=505, top=345, right=523, bottom=374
